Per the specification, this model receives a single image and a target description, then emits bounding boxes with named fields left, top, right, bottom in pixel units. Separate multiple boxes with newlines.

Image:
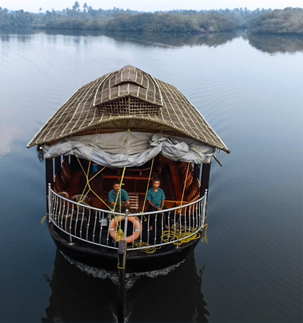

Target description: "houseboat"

left=28, top=65, right=229, bottom=273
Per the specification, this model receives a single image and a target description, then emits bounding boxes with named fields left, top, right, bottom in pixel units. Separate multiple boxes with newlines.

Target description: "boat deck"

left=47, top=156, right=207, bottom=272
left=53, top=155, right=201, bottom=212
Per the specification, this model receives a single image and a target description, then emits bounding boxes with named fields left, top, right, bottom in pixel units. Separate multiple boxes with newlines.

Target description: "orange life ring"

left=109, top=216, right=142, bottom=243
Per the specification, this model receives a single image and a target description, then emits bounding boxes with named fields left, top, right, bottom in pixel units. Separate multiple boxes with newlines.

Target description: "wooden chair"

left=53, top=173, right=64, bottom=192
left=129, top=193, right=139, bottom=212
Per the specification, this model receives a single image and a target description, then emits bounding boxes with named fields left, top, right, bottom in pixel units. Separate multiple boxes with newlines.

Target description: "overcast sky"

left=0, top=0, right=302, bottom=12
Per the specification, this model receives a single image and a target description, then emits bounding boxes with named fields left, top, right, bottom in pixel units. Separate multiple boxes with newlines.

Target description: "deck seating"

left=185, top=171, right=194, bottom=190
left=129, top=193, right=139, bottom=212
left=61, top=158, right=71, bottom=184
left=164, top=200, right=177, bottom=209
left=90, top=198, right=107, bottom=210
left=187, top=178, right=200, bottom=201
left=53, top=173, right=64, bottom=192
left=72, top=194, right=90, bottom=205
left=178, top=162, right=187, bottom=174
left=66, top=171, right=83, bottom=197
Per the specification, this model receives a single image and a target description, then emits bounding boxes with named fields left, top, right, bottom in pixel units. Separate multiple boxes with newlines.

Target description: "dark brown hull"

left=48, top=221, right=202, bottom=273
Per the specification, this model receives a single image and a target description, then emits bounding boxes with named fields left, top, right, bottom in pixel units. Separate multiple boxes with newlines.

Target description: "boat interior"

left=52, top=155, right=201, bottom=212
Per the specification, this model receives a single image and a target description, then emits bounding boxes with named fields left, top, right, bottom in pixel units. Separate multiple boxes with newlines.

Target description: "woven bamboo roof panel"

left=28, top=65, right=229, bottom=153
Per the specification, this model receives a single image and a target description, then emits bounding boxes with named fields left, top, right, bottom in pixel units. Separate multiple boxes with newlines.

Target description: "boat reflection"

left=42, top=250, right=209, bottom=322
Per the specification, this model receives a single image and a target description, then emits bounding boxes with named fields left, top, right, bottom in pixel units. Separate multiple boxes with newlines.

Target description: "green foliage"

left=1, top=4, right=302, bottom=34
left=249, top=8, right=303, bottom=34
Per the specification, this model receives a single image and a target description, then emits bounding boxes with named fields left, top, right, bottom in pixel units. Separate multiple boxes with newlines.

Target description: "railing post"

left=48, top=183, right=52, bottom=223
left=202, top=189, right=208, bottom=226
left=123, top=210, right=129, bottom=241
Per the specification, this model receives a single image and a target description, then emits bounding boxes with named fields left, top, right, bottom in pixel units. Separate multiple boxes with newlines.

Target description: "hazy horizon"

left=0, top=0, right=302, bottom=13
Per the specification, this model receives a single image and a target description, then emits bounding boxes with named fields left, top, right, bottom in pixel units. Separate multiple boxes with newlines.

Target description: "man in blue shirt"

left=108, top=181, right=130, bottom=212
left=147, top=178, right=168, bottom=230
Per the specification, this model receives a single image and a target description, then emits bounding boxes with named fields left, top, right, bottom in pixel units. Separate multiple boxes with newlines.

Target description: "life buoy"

left=109, top=216, right=142, bottom=243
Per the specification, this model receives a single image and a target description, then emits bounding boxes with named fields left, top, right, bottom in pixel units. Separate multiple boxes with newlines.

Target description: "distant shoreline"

left=0, top=7, right=302, bottom=35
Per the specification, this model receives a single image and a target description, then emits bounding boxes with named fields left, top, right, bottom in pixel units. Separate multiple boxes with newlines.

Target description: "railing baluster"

left=178, top=208, right=182, bottom=244
left=147, top=214, right=151, bottom=245
left=184, top=206, right=187, bottom=234
left=64, top=200, right=70, bottom=233
left=48, top=187, right=206, bottom=252
left=92, top=210, right=97, bottom=242
left=106, top=214, right=111, bottom=246
left=139, top=215, right=143, bottom=245
left=74, top=206, right=80, bottom=236
left=188, top=205, right=195, bottom=231
left=59, top=197, right=63, bottom=228
left=99, top=211, right=104, bottom=244
left=173, top=209, right=177, bottom=241
left=154, top=214, right=157, bottom=245
left=131, top=215, right=135, bottom=249
left=54, top=195, right=59, bottom=224
left=80, top=209, right=85, bottom=238
left=167, top=210, right=171, bottom=238
left=86, top=207, right=91, bottom=241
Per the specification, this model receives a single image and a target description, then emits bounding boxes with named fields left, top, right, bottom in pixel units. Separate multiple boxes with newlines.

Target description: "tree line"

left=0, top=3, right=302, bottom=34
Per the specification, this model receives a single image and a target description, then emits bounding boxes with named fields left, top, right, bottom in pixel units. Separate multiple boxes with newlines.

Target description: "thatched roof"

left=28, top=65, right=229, bottom=153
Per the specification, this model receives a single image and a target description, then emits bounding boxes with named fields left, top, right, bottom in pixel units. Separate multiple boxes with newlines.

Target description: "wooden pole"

left=117, top=240, right=126, bottom=323
left=200, top=163, right=211, bottom=199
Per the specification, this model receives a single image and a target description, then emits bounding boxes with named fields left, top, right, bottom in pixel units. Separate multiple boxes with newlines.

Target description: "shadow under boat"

left=42, top=249, right=209, bottom=323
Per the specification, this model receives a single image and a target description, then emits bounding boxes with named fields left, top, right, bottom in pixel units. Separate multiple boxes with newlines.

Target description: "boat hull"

left=48, top=222, right=202, bottom=273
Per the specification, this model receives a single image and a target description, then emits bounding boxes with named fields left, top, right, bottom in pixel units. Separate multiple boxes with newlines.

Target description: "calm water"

left=0, top=30, right=302, bottom=322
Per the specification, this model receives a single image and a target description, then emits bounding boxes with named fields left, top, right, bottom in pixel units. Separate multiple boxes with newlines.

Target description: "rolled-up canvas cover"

left=42, top=132, right=215, bottom=167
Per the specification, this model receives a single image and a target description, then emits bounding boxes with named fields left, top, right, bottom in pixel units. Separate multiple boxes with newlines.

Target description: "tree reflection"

left=102, top=31, right=240, bottom=48
left=42, top=250, right=209, bottom=322
left=248, top=33, right=303, bottom=54
left=2, top=29, right=303, bottom=54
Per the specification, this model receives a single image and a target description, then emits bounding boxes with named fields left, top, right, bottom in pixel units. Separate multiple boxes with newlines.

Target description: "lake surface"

left=0, top=30, right=302, bottom=322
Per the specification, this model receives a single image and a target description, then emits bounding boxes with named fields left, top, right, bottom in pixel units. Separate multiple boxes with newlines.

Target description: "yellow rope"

left=133, top=241, right=161, bottom=254
left=73, top=154, right=128, bottom=241
left=111, top=167, right=127, bottom=236
left=74, top=155, right=110, bottom=209
left=40, top=214, right=48, bottom=224
left=202, top=224, right=208, bottom=243
left=161, top=223, right=201, bottom=246
left=180, top=162, right=190, bottom=208
left=112, top=167, right=126, bottom=212
left=141, top=158, right=155, bottom=220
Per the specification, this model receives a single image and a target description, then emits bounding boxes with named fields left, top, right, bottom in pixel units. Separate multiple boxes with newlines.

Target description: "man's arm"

left=160, top=189, right=166, bottom=210
left=108, top=191, right=115, bottom=208
left=160, top=199, right=165, bottom=210
left=123, top=190, right=130, bottom=206
left=148, top=200, right=160, bottom=210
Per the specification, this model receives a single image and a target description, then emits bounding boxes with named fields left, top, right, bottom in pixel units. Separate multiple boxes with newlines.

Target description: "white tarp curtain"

left=42, top=132, right=215, bottom=167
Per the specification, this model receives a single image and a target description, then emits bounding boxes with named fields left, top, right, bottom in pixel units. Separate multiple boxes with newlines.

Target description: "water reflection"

left=0, top=126, right=21, bottom=158
left=248, top=33, right=303, bottom=54
left=43, top=29, right=240, bottom=48
left=127, top=253, right=209, bottom=322
left=0, top=28, right=35, bottom=42
left=42, top=250, right=209, bottom=322
left=2, top=29, right=303, bottom=54
left=102, top=31, right=240, bottom=48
